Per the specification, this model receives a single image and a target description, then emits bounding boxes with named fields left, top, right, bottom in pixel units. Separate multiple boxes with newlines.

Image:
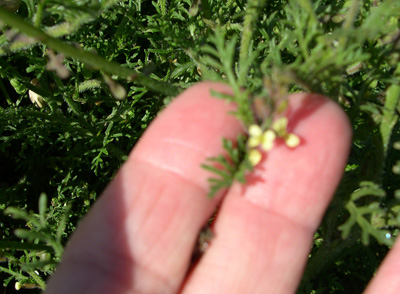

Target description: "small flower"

left=272, top=117, right=300, bottom=148
left=248, top=124, right=276, bottom=151
left=272, top=116, right=288, bottom=137
left=249, top=148, right=262, bottom=166
left=248, top=124, right=263, bottom=148
left=247, top=116, right=300, bottom=166
left=247, top=124, right=276, bottom=166
left=261, top=129, right=276, bottom=151
left=285, top=133, right=300, bottom=148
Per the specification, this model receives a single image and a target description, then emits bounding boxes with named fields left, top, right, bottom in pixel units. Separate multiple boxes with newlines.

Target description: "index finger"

left=45, top=82, right=242, bottom=294
left=182, top=93, right=352, bottom=293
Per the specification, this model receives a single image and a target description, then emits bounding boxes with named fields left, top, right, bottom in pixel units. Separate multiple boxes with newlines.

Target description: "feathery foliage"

left=0, top=0, right=400, bottom=292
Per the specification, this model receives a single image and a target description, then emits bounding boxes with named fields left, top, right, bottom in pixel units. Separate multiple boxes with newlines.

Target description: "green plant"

left=1, top=194, right=68, bottom=290
left=1, top=0, right=400, bottom=292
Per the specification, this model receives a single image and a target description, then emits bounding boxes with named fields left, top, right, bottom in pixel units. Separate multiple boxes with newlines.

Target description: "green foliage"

left=202, top=135, right=251, bottom=198
left=0, top=0, right=400, bottom=292
left=188, top=0, right=400, bottom=292
left=198, top=27, right=259, bottom=126
left=0, top=0, right=196, bottom=290
left=338, top=181, right=391, bottom=246
left=1, top=194, right=68, bottom=290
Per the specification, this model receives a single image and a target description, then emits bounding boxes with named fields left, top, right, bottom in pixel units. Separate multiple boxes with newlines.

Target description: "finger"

left=182, top=93, right=352, bottom=293
left=45, top=82, right=242, bottom=294
left=364, top=237, right=400, bottom=293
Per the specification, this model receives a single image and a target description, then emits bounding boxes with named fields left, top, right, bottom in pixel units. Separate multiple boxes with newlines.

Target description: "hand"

left=45, top=82, right=399, bottom=293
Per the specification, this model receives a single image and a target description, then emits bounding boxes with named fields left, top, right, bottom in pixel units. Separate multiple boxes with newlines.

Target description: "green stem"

left=34, top=0, right=46, bottom=28
left=0, top=266, right=29, bottom=280
left=343, top=0, right=361, bottom=30
left=159, top=0, right=167, bottom=16
left=0, top=8, right=181, bottom=97
left=298, top=0, right=317, bottom=24
left=337, top=0, right=361, bottom=48
left=380, top=64, right=400, bottom=155
left=27, top=270, right=46, bottom=289
left=239, top=0, right=265, bottom=63
left=0, top=241, right=53, bottom=252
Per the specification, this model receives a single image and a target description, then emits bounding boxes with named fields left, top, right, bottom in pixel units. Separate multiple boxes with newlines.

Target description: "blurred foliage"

left=0, top=0, right=399, bottom=292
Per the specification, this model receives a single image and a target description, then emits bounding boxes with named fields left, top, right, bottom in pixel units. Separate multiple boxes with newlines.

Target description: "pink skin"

left=45, top=82, right=398, bottom=293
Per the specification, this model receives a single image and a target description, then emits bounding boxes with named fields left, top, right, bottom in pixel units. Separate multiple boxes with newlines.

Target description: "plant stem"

left=0, top=265, right=29, bottom=280
left=0, top=8, right=181, bottom=97
left=239, top=0, right=265, bottom=63
left=380, top=64, right=400, bottom=155
left=34, top=0, right=46, bottom=28
left=27, top=270, right=46, bottom=289
left=298, top=0, right=317, bottom=24
left=343, top=0, right=361, bottom=30
left=0, top=241, right=53, bottom=252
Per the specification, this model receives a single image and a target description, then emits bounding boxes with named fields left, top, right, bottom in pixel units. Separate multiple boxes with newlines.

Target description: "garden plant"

left=0, top=0, right=400, bottom=292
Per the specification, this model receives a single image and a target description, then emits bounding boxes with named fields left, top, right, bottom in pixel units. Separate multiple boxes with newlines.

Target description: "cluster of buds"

left=247, top=116, right=300, bottom=166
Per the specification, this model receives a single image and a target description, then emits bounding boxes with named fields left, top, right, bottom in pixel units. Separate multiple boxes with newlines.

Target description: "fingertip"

left=286, top=93, right=352, bottom=148
left=241, top=92, right=352, bottom=229
left=181, top=92, right=353, bottom=293
left=129, top=81, right=243, bottom=191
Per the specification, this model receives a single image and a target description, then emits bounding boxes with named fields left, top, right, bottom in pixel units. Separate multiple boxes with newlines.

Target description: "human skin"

left=45, top=82, right=399, bottom=293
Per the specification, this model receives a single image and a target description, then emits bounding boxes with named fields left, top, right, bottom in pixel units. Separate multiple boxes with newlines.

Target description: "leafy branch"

left=199, top=26, right=258, bottom=127
left=202, top=135, right=252, bottom=198
left=239, top=0, right=265, bottom=63
left=338, top=181, right=393, bottom=246
left=0, top=7, right=180, bottom=97
left=2, top=194, right=71, bottom=289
